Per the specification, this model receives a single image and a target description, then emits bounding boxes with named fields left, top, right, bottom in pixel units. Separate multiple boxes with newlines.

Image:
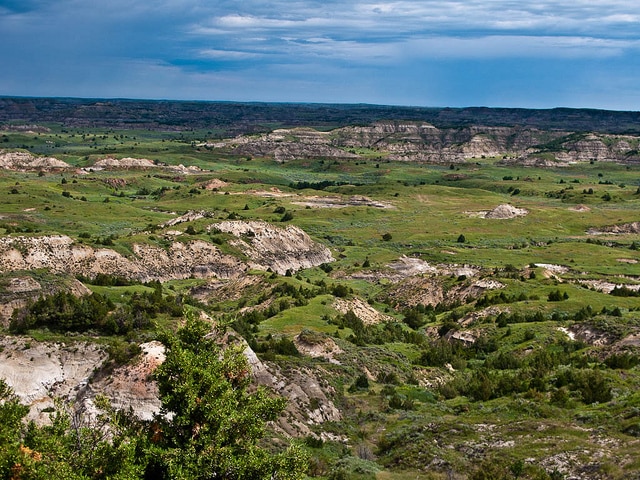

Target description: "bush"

left=350, top=373, right=369, bottom=392
left=548, top=289, right=568, bottom=302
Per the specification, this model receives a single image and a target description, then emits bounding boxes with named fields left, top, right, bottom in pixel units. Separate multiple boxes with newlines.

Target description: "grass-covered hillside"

left=0, top=119, right=639, bottom=480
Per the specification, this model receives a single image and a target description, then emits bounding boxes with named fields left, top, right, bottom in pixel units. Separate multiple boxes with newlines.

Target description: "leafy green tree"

left=145, top=312, right=308, bottom=479
left=0, top=381, right=142, bottom=479
left=281, top=211, right=294, bottom=222
left=0, top=379, right=30, bottom=479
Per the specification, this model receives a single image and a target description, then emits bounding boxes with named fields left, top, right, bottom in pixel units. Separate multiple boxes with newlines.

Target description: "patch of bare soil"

left=160, top=209, right=211, bottom=228
left=578, top=279, right=640, bottom=294
left=0, top=150, right=70, bottom=171
left=387, top=255, right=438, bottom=276
left=92, top=157, right=157, bottom=168
left=458, top=306, right=508, bottom=327
left=333, top=297, right=394, bottom=325
left=243, top=187, right=293, bottom=198
left=466, top=204, right=528, bottom=219
left=238, top=333, right=342, bottom=436
left=445, top=329, right=481, bottom=346
left=294, top=331, right=343, bottom=364
left=567, top=324, right=616, bottom=346
left=203, top=178, right=229, bottom=190
left=587, top=221, right=640, bottom=235
left=385, top=276, right=445, bottom=308
left=89, top=341, right=164, bottom=420
left=618, top=258, right=638, bottom=264
left=570, top=204, right=591, bottom=212
left=167, top=164, right=202, bottom=174
left=340, top=258, right=469, bottom=288
left=535, top=263, right=568, bottom=273
left=1, top=125, right=51, bottom=134
left=412, top=367, right=452, bottom=389
left=291, top=195, right=393, bottom=209
left=6, top=276, right=42, bottom=293
left=484, top=204, right=529, bottom=219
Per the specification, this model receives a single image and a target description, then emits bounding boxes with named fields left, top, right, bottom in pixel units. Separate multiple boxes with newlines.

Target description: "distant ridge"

left=1, top=97, right=639, bottom=136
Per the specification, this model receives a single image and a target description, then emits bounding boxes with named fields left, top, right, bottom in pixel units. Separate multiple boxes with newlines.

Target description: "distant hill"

left=1, top=97, right=639, bottom=136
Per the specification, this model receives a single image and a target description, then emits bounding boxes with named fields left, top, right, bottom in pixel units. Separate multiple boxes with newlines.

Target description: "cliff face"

left=0, top=336, right=107, bottom=423
left=208, top=123, right=640, bottom=165
left=554, top=134, right=640, bottom=162
left=329, top=124, right=559, bottom=163
left=0, top=235, right=246, bottom=282
left=0, top=333, right=341, bottom=436
left=0, top=222, right=333, bottom=282
left=212, top=128, right=358, bottom=162
left=210, top=221, right=334, bottom=274
left=0, top=150, right=71, bottom=171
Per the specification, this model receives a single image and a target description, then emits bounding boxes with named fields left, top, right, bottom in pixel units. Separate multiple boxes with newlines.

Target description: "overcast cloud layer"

left=1, top=0, right=639, bottom=109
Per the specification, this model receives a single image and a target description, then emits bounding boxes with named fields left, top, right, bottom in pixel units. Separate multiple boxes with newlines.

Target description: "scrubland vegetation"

left=1, top=110, right=639, bottom=479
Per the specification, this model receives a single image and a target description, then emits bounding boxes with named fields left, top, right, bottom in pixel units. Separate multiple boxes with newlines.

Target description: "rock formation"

left=0, top=150, right=71, bottom=171
left=210, top=221, right=334, bottom=274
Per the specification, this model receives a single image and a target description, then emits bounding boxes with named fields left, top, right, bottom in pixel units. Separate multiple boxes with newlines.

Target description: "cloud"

left=1, top=0, right=640, bottom=108
left=197, top=49, right=264, bottom=60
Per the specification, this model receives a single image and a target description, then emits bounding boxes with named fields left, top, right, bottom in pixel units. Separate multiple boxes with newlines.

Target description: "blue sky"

left=1, top=0, right=639, bottom=109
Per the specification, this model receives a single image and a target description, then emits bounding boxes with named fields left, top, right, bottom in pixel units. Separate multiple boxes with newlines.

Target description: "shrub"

left=352, top=374, right=370, bottom=391
left=548, top=289, right=568, bottom=302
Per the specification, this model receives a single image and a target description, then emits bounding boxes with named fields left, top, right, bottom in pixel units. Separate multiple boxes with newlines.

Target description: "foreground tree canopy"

left=0, top=312, right=308, bottom=480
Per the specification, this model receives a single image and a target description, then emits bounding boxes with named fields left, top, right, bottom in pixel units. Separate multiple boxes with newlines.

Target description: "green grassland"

left=2, top=125, right=640, bottom=479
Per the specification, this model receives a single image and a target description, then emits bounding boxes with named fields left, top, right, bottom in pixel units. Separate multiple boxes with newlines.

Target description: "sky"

left=1, top=0, right=640, bottom=110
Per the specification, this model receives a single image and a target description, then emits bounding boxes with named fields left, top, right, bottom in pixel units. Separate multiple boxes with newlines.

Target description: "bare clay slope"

left=0, top=222, right=333, bottom=281
left=210, top=123, right=640, bottom=164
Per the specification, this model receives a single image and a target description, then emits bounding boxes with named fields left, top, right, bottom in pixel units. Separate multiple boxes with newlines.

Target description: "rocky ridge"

left=210, top=220, right=334, bottom=275
left=0, top=150, right=71, bottom=171
left=587, top=222, right=640, bottom=235
left=0, top=221, right=332, bottom=282
left=206, top=128, right=358, bottom=163
left=0, top=235, right=246, bottom=282
left=207, top=123, right=640, bottom=165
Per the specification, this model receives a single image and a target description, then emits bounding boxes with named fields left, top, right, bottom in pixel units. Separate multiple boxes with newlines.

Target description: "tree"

left=382, top=233, right=392, bottom=241
left=457, top=234, right=466, bottom=243
left=146, top=312, right=308, bottom=479
left=0, top=380, right=142, bottom=479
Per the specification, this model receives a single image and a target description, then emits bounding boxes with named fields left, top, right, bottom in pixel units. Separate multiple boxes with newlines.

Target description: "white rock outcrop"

left=211, top=221, right=334, bottom=274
